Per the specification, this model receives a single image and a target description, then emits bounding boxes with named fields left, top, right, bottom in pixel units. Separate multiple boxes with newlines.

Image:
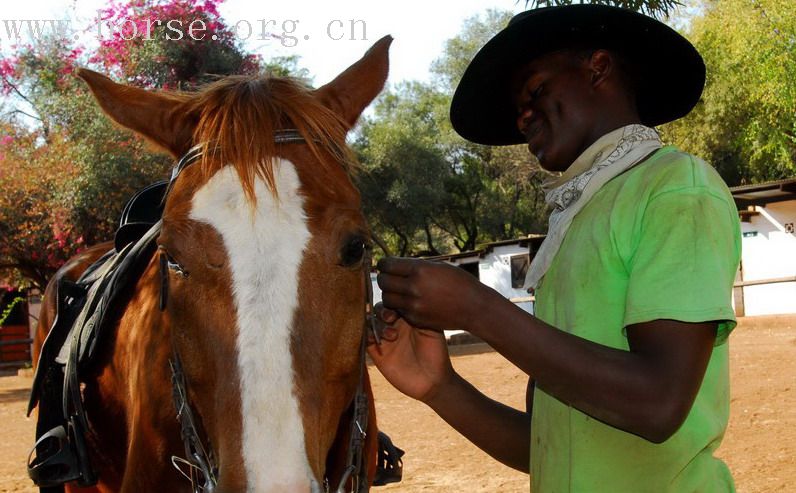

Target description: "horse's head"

left=78, top=37, right=391, bottom=492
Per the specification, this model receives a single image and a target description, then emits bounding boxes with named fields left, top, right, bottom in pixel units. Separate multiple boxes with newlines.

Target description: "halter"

left=159, top=131, right=380, bottom=493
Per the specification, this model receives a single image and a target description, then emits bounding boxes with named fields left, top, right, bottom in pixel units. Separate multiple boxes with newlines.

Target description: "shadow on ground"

left=0, top=387, right=30, bottom=405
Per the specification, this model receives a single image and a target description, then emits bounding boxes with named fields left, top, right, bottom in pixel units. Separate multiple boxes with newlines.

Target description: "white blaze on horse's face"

left=190, top=161, right=319, bottom=493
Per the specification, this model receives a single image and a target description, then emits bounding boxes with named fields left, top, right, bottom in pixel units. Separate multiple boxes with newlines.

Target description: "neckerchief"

left=524, top=124, right=662, bottom=289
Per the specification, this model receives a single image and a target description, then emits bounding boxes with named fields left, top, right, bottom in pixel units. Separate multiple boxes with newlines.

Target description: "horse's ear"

left=315, top=35, right=392, bottom=129
left=76, top=68, right=196, bottom=158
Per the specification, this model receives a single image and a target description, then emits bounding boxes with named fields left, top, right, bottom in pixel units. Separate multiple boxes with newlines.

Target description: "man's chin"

left=528, top=143, right=544, bottom=162
left=530, top=146, right=555, bottom=171
left=528, top=140, right=555, bottom=169
left=535, top=152, right=569, bottom=173
left=528, top=140, right=567, bottom=172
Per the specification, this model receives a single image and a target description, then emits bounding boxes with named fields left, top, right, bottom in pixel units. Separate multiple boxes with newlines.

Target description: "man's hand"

left=376, top=257, right=497, bottom=332
left=368, top=305, right=532, bottom=472
left=367, top=304, right=455, bottom=404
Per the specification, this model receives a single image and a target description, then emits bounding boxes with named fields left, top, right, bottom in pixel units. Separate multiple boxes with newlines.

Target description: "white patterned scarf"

left=523, top=124, right=662, bottom=289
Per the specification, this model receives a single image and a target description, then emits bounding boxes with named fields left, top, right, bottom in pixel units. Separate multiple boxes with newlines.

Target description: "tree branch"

left=1, top=76, right=38, bottom=113
left=370, top=232, right=393, bottom=258
left=5, top=108, right=43, bottom=122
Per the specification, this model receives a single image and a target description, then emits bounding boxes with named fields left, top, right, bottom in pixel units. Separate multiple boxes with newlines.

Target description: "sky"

left=0, top=0, right=527, bottom=87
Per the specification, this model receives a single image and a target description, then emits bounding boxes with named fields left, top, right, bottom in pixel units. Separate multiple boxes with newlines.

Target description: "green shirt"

left=532, top=147, right=741, bottom=492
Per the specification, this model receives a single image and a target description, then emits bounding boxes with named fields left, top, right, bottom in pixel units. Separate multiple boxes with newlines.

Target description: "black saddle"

left=27, top=183, right=166, bottom=491
left=115, top=180, right=167, bottom=251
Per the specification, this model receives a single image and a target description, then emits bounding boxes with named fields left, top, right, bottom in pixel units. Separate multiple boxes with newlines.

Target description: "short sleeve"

left=623, top=186, right=741, bottom=345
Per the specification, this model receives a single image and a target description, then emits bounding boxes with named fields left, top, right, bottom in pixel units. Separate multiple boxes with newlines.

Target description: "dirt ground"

left=1, top=315, right=794, bottom=492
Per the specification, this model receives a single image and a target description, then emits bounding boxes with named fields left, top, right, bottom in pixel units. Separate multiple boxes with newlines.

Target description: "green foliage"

left=0, top=296, right=25, bottom=326
left=263, top=55, right=311, bottom=80
left=355, top=82, right=455, bottom=256
left=431, top=10, right=514, bottom=92
left=357, top=10, right=550, bottom=257
left=524, top=0, right=683, bottom=18
left=662, top=0, right=796, bottom=184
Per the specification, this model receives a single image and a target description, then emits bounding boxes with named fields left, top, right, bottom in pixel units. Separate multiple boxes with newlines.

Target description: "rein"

left=169, top=354, right=218, bottom=492
left=159, top=131, right=379, bottom=493
left=334, top=250, right=380, bottom=493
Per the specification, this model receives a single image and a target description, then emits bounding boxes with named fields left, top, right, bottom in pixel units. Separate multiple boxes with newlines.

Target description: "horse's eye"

left=158, top=246, right=189, bottom=278
left=339, top=236, right=369, bottom=267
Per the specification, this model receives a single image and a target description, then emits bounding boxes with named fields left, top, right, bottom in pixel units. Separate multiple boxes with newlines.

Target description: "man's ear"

left=588, top=50, right=614, bottom=88
left=77, top=68, right=197, bottom=158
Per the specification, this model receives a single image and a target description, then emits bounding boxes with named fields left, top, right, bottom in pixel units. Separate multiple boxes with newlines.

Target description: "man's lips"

left=522, top=121, right=544, bottom=151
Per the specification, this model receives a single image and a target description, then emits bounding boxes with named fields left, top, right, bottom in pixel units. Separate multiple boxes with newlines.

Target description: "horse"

left=29, top=36, right=393, bottom=493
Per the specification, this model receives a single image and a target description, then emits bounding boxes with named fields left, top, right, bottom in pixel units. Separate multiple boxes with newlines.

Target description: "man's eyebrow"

left=514, top=64, right=538, bottom=84
left=511, top=67, right=541, bottom=101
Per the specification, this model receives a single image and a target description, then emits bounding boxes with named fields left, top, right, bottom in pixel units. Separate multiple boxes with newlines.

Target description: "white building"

left=731, top=178, right=796, bottom=316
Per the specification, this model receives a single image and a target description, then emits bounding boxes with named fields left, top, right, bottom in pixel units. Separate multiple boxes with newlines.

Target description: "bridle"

left=158, top=131, right=380, bottom=493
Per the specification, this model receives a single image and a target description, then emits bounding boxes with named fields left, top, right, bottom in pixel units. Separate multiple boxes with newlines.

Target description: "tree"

left=0, top=0, right=299, bottom=289
left=523, top=0, right=682, bottom=17
left=661, top=0, right=796, bottom=184
left=93, top=0, right=260, bottom=88
left=356, top=10, right=550, bottom=257
left=355, top=82, right=455, bottom=256
left=0, top=124, right=81, bottom=289
left=0, top=37, right=175, bottom=289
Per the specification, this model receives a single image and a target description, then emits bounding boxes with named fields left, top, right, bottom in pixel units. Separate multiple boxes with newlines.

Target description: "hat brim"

left=450, top=5, right=705, bottom=146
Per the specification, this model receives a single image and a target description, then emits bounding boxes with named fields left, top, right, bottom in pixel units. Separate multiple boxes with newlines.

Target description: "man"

left=369, top=5, right=741, bottom=492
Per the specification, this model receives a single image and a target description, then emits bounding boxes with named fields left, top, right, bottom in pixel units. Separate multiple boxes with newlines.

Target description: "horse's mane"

left=180, top=75, right=354, bottom=202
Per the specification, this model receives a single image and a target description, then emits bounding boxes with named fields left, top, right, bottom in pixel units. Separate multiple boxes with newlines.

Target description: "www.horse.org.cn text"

left=0, top=16, right=369, bottom=48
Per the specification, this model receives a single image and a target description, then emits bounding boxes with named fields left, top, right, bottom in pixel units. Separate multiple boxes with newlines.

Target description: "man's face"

left=512, top=51, right=599, bottom=173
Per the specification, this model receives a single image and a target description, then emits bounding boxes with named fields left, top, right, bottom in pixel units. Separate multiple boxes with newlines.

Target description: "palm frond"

left=523, top=0, right=683, bottom=18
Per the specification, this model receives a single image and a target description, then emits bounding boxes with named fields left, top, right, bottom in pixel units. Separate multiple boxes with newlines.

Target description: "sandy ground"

left=1, top=315, right=794, bottom=492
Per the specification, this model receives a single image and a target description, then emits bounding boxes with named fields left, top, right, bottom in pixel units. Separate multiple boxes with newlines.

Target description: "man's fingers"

left=381, top=291, right=412, bottom=313
left=368, top=326, right=398, bottom=346
left=375, top=302, right=399, bottom=324
left=377, top=272, right=414, bottom=296
left=380, top=327, right=399, bottom=342
left=377, top=257, right=420, bottom=276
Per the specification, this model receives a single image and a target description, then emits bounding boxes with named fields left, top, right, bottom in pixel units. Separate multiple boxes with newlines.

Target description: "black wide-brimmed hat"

left=450, top=5, right=705, bottom=146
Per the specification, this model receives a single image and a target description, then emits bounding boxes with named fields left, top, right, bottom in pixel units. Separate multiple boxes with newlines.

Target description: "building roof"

left=730, top=178, right=796, bottom=207
left=421, top=235, right=546, bottom=263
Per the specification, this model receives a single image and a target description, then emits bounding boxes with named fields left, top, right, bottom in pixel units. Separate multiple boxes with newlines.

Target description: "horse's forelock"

left=185, top=76, right=354, bottom=204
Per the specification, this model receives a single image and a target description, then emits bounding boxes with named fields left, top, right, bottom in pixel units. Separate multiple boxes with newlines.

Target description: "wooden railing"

left=734, top=276, right=796, bottom=288
left=0, top=327, right=32, bottom=369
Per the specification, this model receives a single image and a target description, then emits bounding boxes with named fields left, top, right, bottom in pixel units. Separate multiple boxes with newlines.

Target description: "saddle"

left=27, top=181, right=167, bottom=490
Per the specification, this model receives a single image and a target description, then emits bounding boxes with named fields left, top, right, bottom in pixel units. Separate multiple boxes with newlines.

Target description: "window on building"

left=459, top=261, right=479, bottom=280
left=510, top=254, right=530, bottom=289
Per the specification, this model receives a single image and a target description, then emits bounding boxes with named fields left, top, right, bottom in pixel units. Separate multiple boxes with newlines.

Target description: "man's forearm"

left=463, top=292, right=715, bottom=443
left=425, top=372, right=531, bottom=472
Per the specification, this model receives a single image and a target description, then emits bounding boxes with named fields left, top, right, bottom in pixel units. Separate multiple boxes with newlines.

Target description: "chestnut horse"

left=31, top=37, right=392, bottom=492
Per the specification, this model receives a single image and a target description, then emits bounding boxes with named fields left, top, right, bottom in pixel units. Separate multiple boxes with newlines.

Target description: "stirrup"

left=373, top=431, right=404, bottom=486
left=28, top=420, right=97, bottom=488
left=27, top=425, right=81, bottom=487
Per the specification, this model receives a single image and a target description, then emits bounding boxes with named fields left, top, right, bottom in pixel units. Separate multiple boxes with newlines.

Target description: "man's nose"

left=516, top=107, right=534, bottom=134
